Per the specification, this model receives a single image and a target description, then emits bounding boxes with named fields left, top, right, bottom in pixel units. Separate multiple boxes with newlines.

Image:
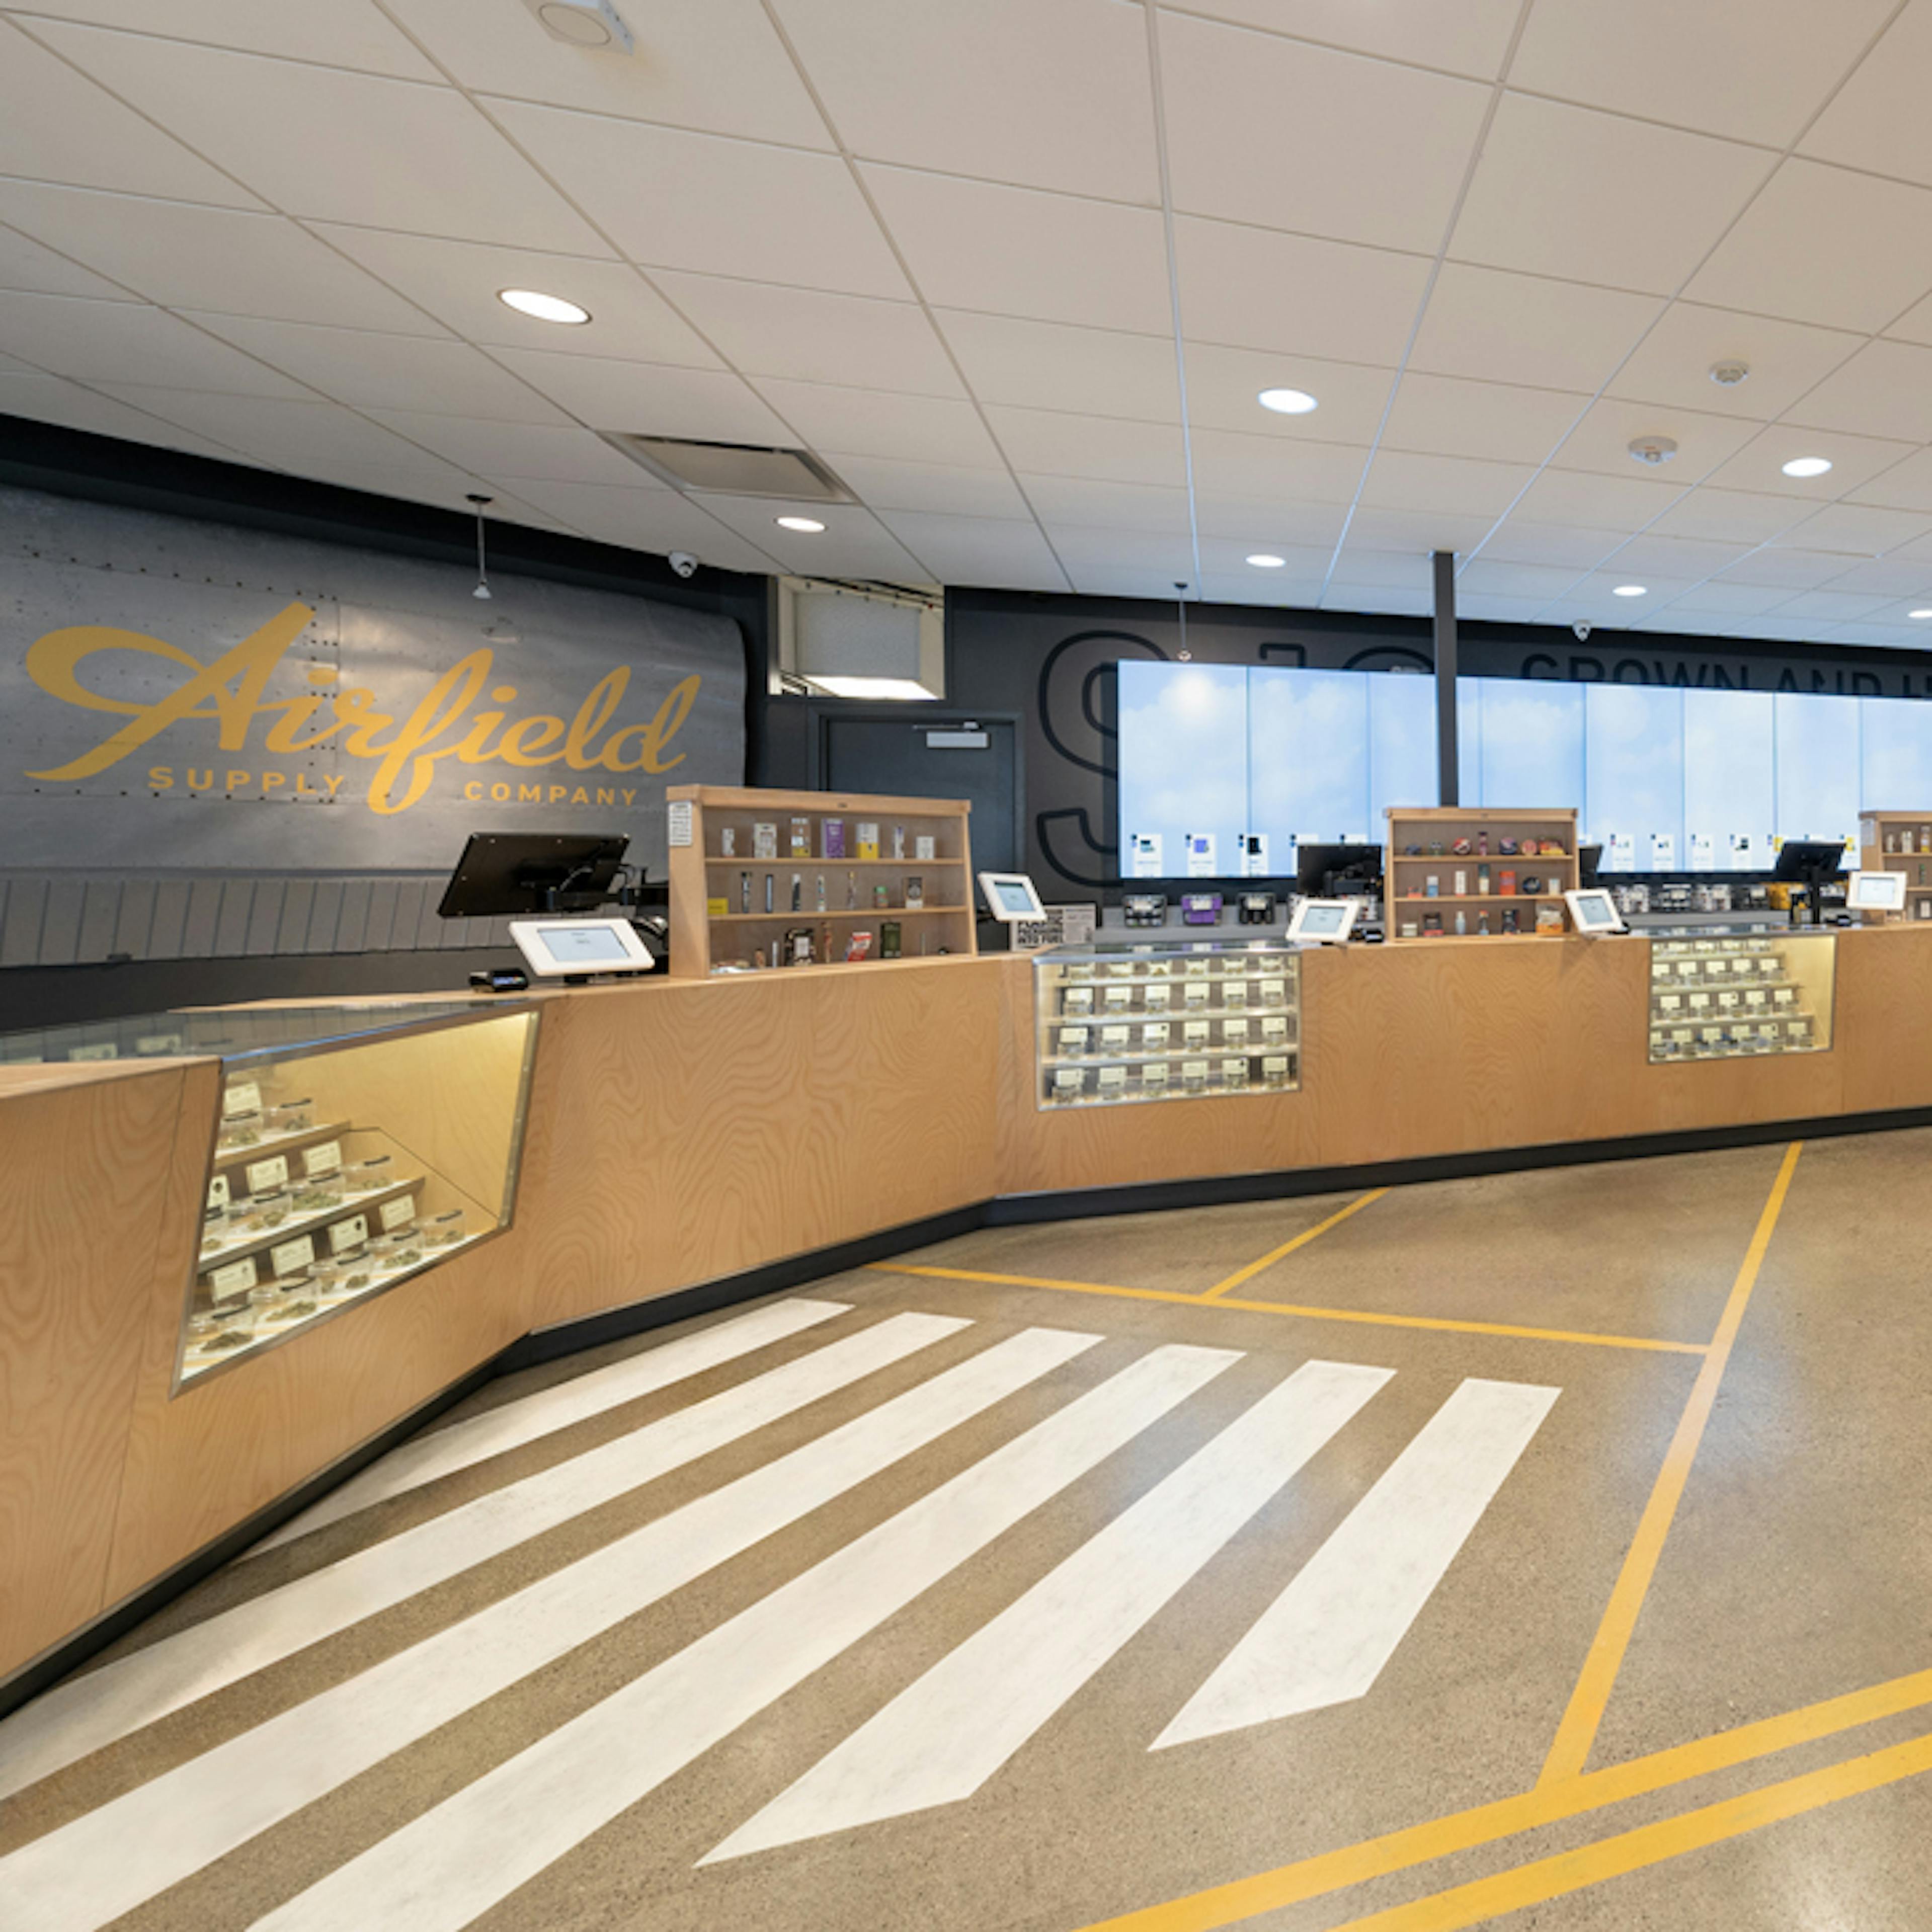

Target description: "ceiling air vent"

left=598, top=435, right=853, bottom=502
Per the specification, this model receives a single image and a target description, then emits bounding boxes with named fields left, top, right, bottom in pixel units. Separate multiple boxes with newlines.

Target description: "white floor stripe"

left=254, top=1298, right=850, bottom=1554
left=0, top=1311, right=963, bottom=1803
left=1155, top=1377, right=1559, bottom=1746
left=0, top=1326, right=1097, bottom=1932
left=251, top=1343, right=1240, bottom=1932
left=705, top=1356, right=1393, bottom=1862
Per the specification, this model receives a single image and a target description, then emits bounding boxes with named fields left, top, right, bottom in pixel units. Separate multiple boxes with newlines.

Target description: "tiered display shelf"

left=1384, top=807, right=1579, bottom=940
left=1859, top=811, right=1932, bottom=924
left=1646, top=929, right=1835, bottom=1063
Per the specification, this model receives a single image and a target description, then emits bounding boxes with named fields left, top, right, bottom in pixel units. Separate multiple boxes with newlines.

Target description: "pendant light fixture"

left=467, top=493, right=494, bottom=601
left=1175, top=580, right=1192, bottom=661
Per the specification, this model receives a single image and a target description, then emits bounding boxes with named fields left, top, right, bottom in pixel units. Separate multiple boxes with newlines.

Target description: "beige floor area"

left=4, top=1131, right=1930, bottom=1930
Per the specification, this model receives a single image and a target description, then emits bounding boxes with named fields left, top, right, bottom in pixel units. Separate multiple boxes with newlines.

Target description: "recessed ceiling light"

left=1246, top=553, right=1286, bottom=568
left=498, top=288, right=591, bottom=325
left=1782, top=456, right=1833, bottom=478
left=1911, top=609, right=1932, bottom=620
left=1613, top=584, right=1648, bottom=597
left=775, top=515, right=826, bottom=532
left=1257, top=387, right=1318, bottom=416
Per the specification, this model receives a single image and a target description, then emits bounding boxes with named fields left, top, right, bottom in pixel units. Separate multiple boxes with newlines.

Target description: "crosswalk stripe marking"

left=1155, top=1377, right=1560, bottom=1747
left=704, top=1357, right=1394, bottom=1863
left=250, top=1343, right=1242, bottom=1932
left=0, top=1326, right=1099, bottom=1932
left=0, top=1310, right=964, bottom=1804
left=254, top=1298, right=850, bottom=1554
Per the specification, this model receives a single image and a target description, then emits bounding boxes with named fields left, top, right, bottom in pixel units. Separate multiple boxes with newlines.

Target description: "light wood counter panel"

left=0, top=1063, right=209, bottom=1679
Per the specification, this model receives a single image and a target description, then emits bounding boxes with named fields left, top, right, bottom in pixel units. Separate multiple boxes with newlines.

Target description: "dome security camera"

left=1573, top=620, right=1593, bottom=641
left=668, top=551, right=698, bottom=579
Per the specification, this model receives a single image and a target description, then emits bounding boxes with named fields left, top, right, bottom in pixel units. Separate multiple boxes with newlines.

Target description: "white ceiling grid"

left=2, top=0, right=1932, bottom=643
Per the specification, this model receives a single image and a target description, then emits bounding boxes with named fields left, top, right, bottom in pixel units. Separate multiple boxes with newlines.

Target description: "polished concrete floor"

left=4, top=1132, right=1930, bottom=1929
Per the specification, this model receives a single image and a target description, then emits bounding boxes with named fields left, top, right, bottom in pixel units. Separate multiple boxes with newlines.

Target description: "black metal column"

left=1432, top=548, right=1459, bottom=807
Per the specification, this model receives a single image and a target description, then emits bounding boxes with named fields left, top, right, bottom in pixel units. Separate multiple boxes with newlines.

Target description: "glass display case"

left=1, top=1000, right=539, bottom=1387
left=1033, top=938, right=1301, bottom=1107
left=1646, top=929, right=1835, bottom=1064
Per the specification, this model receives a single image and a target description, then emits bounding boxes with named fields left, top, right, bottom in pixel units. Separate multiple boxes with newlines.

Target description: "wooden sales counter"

left=8, top=925, right=1932, bottom=1701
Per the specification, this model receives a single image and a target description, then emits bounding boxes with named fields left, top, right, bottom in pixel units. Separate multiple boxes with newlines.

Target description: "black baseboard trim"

left=0, top=1348, right=512, bottom=1723
left=13, top=1099, right=1931, bottom=1720
left=498, top=1203, right=988, bottom=1373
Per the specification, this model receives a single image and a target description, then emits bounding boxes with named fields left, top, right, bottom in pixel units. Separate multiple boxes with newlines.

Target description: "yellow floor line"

left=1329, top=1723, right=1932, bottom=1931
left=863, top=1263, right=1708, bottom=1357
left=1072, top=1662, right=1932, bottom=1931
left=1538, top=1140, right=1804, bottom=1787
left=1199, top=1189, right=1388, bottom=1301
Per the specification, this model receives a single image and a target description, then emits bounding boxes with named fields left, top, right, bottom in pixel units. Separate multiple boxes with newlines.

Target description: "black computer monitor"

left=1294, top=842, right=1381, bottom=897
left=437, top=832, right=630, bottom=919
left=1579, top=843, right=1603, bottom=887
left=1772, top=840, right=1847, bottom=883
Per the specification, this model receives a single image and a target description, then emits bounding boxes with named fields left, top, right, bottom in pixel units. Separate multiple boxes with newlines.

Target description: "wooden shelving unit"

left=667, top=785, right=976, bottom=978
left=1385, top=806, right=1579, bottom=941
left=1859, top=811, right=1932, bottom=925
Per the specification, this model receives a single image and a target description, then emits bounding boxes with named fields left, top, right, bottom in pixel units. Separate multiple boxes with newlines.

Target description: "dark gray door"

left=813, top=709, right=1022, bottom=873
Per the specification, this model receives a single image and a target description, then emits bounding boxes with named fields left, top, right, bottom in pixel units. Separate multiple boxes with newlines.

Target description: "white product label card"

left=1181, top=1059, right=1211, bottom=1084
left=67, top=1042, right=118, bottom=1062
left=667, top=799, right=694, bottom=847
left=271, top=1234, right=316, bottom=1278
left=1060, top=1025, right=1090, bottom=1055
left=136, top=1032, right=185, bottom=1056
left=1098, top=1065, right=1128, bottom=1090
left=303, top=1140, right=343, bottom=1178
left=379, top=1193, right=419, bottom=1232
left=1262, top=1055, right=1291, bottom=1080
left=223, top=1082, right=262, bottom=1119
left=1100, top=1024, right=1131, bottom=1051
left=246, top=1154, right=290, bottom=1195
left=206, top=1174, right=230, bottom=1210
left=329, top=1214, right=370, bottom=1256
left=1054, top=1068, right=1084, bottom=1094
left=208, top=1256, right=259, bottom=1297
left=1143, top=1061, right=1170, bottom=1087
left=1221, top=1058, right=1248, bottom=1084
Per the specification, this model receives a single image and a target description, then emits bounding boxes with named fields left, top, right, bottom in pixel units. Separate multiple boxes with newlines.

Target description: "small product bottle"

left=1454, top=869, right=1468, bottom=896
left=1478, top=913, right=1491, bottom=935
left=815, top=873, right=827, bottom=912
left=1477, top=832, right=1489, bottom=857
left=846, top=871, right=857, bottom=909
left=1425, top=874, right=1439, bottom=898
left=1478, top=864, right=1491, bottom=895
left=740, top=870, right=751, bottom=914
left=1454, top=909, right=1467, bottom=935
left=790, top=873, right=802, bottom=913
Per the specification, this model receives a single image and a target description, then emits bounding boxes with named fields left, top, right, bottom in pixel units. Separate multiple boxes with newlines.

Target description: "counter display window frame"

left=1032, top=937, right=1302, bottom=1109
left=182, top=1004, right=540, bottom=1390
left=1645, top=929, right=1835, bottom=1065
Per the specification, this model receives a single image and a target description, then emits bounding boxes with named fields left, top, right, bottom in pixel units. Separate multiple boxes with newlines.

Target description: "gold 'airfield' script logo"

left=25, top=602, right=700, bottom=816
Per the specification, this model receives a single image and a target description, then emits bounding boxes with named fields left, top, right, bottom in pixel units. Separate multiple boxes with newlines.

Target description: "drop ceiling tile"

left=1658, top=580, right=1800, bottom=615
left=1455, top=592, right=1557, bottom=624
left=1326, top=548, right=1432, bottom=590
left=480, top=348, right=791, bottom=441
left=756, top=381, right=1001, bottom=467
left=1718, top=549, right=1863, bottom=590
left=1684, top=160, right=1932, bottom=334
left=1647, top=486, right=1813, bottom=545
left=1183, top=343, right=1396, bottom=442
left=831, top=456, right=1028, bottom=519
left=1189, top=427, right=1366, bottom=502
left=1017, top=475, right=1193, bottom=534
left=0, top=293, right=309, bottom=394
left=1784, top=339, right=1932, bottom=444
left=0, top=369, right=247, bottom=456
left=1510, top=0, right=1892, bottom=147
left=1510, top=466, right=1688, bottom=533
left=874, top=512, right=1068, bottom=590
left=651, top=276, right=960, bottom=397
left=1197, top=537, right=1334, bottom=576
left=309, top=230, right=718, bottom=368
left=1884, top=283, right=1932, bottom=350
left=1830, top=620, right=1932, bottom=646
left=1161, top=0, right=1522, bottom=79
left=15, top=1, right=443, bottom=76
left=688, top=494, right=931, bottom=581
left=1606, top=301, right=1863, bottom=421
left=92, top=387, right=447, bottom=471
left=1042, top=528, right=1196, bottom=581
left=35, top=27, right=608, bottom=252
left=1474, top=519, right=1625, bottom=568
left=1197, top=569, right=1328, bottom=608
left=382, top=0, right=830, bottom=147
left=1705, top=427, right=1915, bottom=500
left=480, top=479, right=780, bottom=573
left=1606, top=534, right=1756, bottom=578
left=1358, top=449, right=1537, bottom=517
left=1845, top=448, right=1932, bottom=514
left=771, top=0, right=1156, bottom=201
left=1774, top=589, right=1897, bottom=622
left=1562, top=573, right=1700, bottom=612
left=1324, top=584, right=1434, bottom=617
left=1068, top=562, right=1209, bottom=601
left=1772, top=501, right=1932, bottom=556
left=1802, top=1, right=1932, bottom=187
left=1346, top=507, right=1497, bottom=554
left=1449, top=94, right=1765, bottom=295
left=0, top=223, right=129, bottom=300
left=1410, top=263, right=1664, bottom=391
left=492, top=107, right=908, bottom=296
left=985, top=406, right=1186, bottom=487
left=1173, top=217, right=1430, bottom=364
left=360, top=411, right=665, bottom=485
left=1381, top=373, right=1586, bottom=465
left=861, top=166, right=1171, bottom=332
left=186, top=317, right=568, bottom=422
left=1160, top=13, right=1489, bottom=251
left=0, top=20, right=262, bottom=208
left=0, top=186, right=446, bottom=334
left=1195, top=495, right=1352, bottom=546
left=1456, top=558, right=1587, bottom=600
left=1812, top=557, right=1932, bottom=596
left=1550, top=397, right=1760, bottom=481
left=934, top=311, right=1174, bottom=421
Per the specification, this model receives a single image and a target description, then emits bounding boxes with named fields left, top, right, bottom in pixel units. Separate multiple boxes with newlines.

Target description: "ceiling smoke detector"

left=1710, top=360, right=1751, bottom=387
left=1628, top=436, right=1679, bottom=466
left=521, top=0, right=634, bottom=52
